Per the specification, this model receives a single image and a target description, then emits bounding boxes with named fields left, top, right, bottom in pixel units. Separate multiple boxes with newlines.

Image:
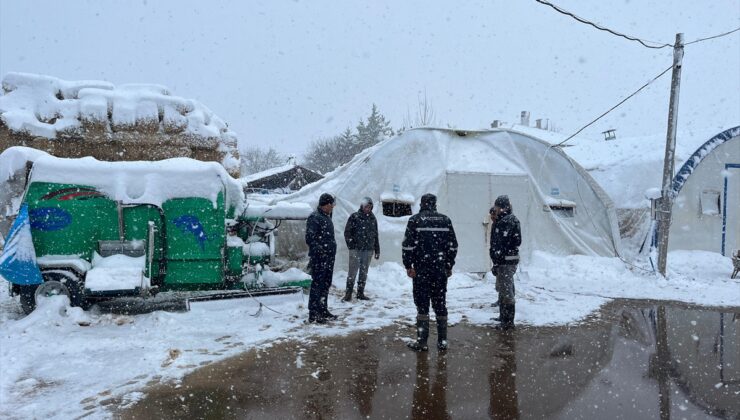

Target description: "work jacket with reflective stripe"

left=489, top=211, right=521, bottom=266
left=402, top=209, right=458, bottom=270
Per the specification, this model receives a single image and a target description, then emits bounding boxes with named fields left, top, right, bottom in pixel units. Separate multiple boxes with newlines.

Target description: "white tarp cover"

left=275, top=128, right=622, bottom=272
left=28, top=155, right=245, bottom=213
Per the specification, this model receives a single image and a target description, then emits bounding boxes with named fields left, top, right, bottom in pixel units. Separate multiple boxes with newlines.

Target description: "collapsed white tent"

left=668, top=125, right=740, bottom=256
left=276, top=128, right=622, bottom=273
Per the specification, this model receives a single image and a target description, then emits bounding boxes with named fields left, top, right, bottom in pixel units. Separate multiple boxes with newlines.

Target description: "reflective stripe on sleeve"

left=416, top=227, right=450, bottom=232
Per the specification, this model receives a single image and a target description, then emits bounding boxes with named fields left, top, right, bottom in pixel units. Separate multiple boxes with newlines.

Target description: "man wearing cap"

left=402, top=193, right=458, bottom=351
left=305, top=193, right=338, bottom=323
left=489, top=195, right=521, bottom=330
left=342, top=197, right=380, bottom=302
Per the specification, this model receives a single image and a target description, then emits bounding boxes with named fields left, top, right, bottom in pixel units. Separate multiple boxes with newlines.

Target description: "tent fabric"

left=667, top=126, right=740, bottom=256
left=670, top=125, right=740, bottom=198
left=275, top=128, right=622, bottom=272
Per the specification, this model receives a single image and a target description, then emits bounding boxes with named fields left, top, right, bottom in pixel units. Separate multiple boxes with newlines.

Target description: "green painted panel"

left=25, top=182, right=118, bottom=260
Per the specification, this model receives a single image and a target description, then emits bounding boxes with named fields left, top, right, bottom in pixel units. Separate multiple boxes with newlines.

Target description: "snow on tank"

left=28, top=155, right=245, bottom=212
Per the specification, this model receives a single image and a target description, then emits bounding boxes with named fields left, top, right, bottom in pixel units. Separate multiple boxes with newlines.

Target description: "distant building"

left=242, top=159, right=323, bottom=193
left=0, top=72, right=240, bottom=176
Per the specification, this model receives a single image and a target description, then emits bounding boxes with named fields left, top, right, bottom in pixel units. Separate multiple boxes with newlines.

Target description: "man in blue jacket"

left=402, top=193, right=458, bottom=351
left=489, top=195, right=521, bottom=330
left=305, top=193, right=338, bottom=323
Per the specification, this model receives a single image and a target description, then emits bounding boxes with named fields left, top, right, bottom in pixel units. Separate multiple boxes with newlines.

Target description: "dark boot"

left=496, top=302, right=515, bottom=330
left=407, top=316, right=429, bottom=352
left=342, top=289, right=353, bottom=302
left=437, top=316, right=448, bottom=351
left=356, top=285, right=370, bottom=300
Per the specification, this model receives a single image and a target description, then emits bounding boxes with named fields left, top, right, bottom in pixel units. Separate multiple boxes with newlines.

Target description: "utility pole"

left=656, top=33, right=684, bottom=277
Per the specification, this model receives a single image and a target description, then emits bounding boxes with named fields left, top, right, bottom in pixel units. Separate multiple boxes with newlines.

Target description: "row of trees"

left=241, top=99, right=440, bottom=176
left=240, top=104, right=395, bottom=176
left=302, top=104, right=394, bottom=174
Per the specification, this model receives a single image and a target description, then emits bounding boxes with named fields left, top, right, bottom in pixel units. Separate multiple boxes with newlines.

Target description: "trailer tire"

left=40, top=270, right=90, bottom=310
left=19, top=285, right=39, bottom=315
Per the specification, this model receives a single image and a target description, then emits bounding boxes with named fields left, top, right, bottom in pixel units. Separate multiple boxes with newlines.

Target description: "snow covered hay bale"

left=275, top=128, right=622, bottom=273
left=0, top=72, right=240, bottom=176
left=666, top=125, right=740, bottom=256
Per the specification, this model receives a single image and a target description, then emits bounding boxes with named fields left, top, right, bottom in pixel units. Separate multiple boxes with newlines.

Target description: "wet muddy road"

left=122, top=301, right=739, bottom=419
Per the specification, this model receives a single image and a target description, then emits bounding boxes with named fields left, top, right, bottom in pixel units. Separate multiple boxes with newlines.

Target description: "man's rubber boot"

left=437, top=316, right=448, bottom=351
left=342, top=289, right=352, bottom=302
left=407, top=316, right=429, bottom=351
left=356, top=285, right=370, bottom=301
left=496, top=302, right=515, bottom=331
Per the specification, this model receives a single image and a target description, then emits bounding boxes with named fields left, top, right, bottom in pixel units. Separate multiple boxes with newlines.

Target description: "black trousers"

left=308, top=256, right=334, bottom=319
left=412, top=268, right=448, bottom=317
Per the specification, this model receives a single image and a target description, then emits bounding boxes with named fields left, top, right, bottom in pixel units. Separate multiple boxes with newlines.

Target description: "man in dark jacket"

left=305, top=193, right=338, bottom=323
left=343, top=197, right=380, bottom=302
left=489, top=195, right=521, bottom=330
left=402, top=193, right=458, bottom=351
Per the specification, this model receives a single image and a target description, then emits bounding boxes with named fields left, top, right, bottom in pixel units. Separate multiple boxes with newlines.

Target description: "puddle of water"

left=121, top=300, right=739, bottom=419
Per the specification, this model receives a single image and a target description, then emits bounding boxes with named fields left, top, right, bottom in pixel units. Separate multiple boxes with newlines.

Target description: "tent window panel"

left=700, top=190, right=721, bottom=216
left=382, top=201, right=412, bottom=217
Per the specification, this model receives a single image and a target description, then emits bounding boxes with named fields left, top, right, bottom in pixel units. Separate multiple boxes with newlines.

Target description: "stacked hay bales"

left=0, top=73, right=240, bottom=176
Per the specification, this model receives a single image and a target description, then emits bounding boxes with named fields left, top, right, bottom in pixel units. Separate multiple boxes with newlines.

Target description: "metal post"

left=656, top=33, right=684, bottom=277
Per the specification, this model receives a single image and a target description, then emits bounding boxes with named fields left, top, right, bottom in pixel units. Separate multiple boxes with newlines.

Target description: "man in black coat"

left=305, top=193, right=338, bottom=323
left=489, top=195, right=521, bottom=330
left=402, top=193, right=458, bottom=351
left=343, top=197, right=380, bottom=302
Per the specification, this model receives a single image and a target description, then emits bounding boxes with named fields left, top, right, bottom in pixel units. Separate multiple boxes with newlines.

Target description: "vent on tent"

left=700, top=190, right=721, bottom=216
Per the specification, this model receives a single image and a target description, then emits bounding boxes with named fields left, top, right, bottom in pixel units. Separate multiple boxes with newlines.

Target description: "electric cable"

left=535, top=0, right=740, bottom=50
left=534, top=0, right=672, bottom=49
left=686, top=27, right=740, bottom=45
left=553, top=65, right=673, bottom=147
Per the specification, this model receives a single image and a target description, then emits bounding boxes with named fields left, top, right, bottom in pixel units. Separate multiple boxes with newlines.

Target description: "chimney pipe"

left=520, top=111, right=530, bottom=126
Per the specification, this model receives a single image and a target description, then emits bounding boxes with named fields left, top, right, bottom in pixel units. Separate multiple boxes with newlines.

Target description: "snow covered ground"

left=1, top=249, right=737, bottom=419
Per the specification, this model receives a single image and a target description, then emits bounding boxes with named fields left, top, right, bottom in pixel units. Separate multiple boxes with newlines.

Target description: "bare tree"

left=403, top=90, right=437, bottom=129
left=240, top=146, right=286, bottom=175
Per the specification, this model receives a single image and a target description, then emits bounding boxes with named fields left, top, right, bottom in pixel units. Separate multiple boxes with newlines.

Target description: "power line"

left=686, top=27, right=740, bottom=45
left=553, top=65, right=673, bottom=147
left=534, top=0, right=673, bottom=49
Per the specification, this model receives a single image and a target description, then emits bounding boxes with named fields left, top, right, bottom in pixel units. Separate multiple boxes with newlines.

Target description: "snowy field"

left=1, top=249, right=738, bottom=419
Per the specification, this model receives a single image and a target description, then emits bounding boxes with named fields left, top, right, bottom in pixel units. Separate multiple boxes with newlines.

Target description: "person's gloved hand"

left=406, top=268, right=416, bottom=278
left=374, top=252, right=380, bottom=260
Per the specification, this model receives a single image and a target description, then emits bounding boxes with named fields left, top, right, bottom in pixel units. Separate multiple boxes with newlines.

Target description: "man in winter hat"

left=402, top=193, right=458, bottom=351
left=305, top=193, right=337, bottom=323
left=343, top=196, right=380, bottom=302
left=489, top=194, right=521, bottom=330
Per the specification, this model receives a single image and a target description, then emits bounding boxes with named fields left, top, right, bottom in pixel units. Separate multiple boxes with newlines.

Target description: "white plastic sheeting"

left=275, top=128, right=622, bottom=272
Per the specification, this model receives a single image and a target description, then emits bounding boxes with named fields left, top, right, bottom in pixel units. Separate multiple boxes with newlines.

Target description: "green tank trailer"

left=1, top=156, right=307, bottom=314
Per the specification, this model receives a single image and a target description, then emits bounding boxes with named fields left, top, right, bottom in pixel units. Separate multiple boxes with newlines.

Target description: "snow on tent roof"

left=28, top=155, right=244, bottom=211
left=0, top=73, right=238, bottom=170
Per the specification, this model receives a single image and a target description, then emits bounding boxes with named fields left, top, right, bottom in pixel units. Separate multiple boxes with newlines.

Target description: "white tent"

left=277, top=128, right=621, bottom=273
left=668, top=126, right=740, bottom=256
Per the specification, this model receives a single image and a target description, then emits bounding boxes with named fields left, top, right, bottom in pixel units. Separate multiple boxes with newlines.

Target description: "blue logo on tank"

left=29, top=207, right=72, bottom=231
left=173, top=215, right=209, bottom=250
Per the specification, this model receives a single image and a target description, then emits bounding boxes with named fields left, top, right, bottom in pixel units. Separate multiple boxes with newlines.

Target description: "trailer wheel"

left=19, top=285, right=39, bottom=315
left=41, top=270, right=89, bottom=310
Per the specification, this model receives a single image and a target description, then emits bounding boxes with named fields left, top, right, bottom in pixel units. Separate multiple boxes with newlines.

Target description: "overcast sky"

left=1, top=1, right=738, bottom=157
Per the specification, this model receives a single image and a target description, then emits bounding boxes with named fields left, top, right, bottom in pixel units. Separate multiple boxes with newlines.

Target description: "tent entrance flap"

left=445, top=172, right=529, bottom=273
